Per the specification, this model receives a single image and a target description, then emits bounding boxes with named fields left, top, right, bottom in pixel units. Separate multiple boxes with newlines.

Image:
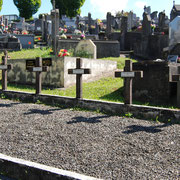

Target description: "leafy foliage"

left=51, top=0, right=85, bottom=18
left=0, top=0, right=3, bottom=12
left=13, top=0, right=41, bottom=19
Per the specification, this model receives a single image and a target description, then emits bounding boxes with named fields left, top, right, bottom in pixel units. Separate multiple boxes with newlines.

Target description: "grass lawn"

left=0, top=48, right=131, bottom=103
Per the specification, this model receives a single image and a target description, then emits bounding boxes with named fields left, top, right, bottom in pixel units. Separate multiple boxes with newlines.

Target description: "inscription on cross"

left=115, top=60, right=143, bottom=105
left=68, top=58, right=91, bottom=99
left=0, top=50, right=13, bottom=91
left=27, top=57, right=49, bottom=95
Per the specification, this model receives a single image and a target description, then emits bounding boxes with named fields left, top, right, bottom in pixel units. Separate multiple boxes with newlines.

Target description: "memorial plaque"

left=32, top=67, right=43, bottom=72
left=0, top=65, right=8, bottom=70
left=73, top=69, right=85, bottom=74
left=121, top=72, right=135, bottom=78
left=26, top=58, right=52, bottom=69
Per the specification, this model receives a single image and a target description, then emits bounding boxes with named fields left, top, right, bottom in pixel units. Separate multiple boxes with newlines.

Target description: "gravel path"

left=0, top=99, right=179, bottom=180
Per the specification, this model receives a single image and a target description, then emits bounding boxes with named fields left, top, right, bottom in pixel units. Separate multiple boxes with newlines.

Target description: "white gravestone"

left=75, top=39, right=97, bottom=59
left=169, top=16, right=180, bottom=48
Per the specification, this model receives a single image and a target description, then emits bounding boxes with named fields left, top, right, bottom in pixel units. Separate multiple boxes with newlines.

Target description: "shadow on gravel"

left=24, top=108, right=61, bottom=115
left=67, top=115, right=109, bottom=124
left=123, top=123, right=172, bottom=134
left=0, top=103, right=20, bottom=108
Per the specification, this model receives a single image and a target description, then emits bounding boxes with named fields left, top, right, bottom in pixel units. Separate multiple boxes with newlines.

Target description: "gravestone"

left=88, top=13, right=92, bottom=33
left=169, top=16, right=180, bottom=48
left=76, top=16, right=80, bottom=29
left=0, top=35, right=21, bottom=50
left=142, top=12, right=152, bottom=36
left=158, top=11, right=166, bottom=30
left=120, top=16, right=128, bottom=50
left=128, top=11, right=134, bottom=31
left=106, top=12, right=112, bottom=37
left=95, top=22, right=99, bottom=35
left=35, top=19, right=43, bottom=34
left=51, top=8, right=59, bottom=55
left=75, top=39, right=97, bottom=59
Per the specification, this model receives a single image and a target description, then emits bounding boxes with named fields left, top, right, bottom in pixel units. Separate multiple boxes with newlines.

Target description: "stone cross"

left=68, top=58, right=91, bottom=99
left=27, top=57, right=48, bottom=95
left=115, top=60, right=143, bottom=105
left=0, top=51, right=13, bottom=91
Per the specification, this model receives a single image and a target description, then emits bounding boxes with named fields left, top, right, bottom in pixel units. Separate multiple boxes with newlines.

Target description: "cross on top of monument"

left=53, top=0, right=55, bottom=10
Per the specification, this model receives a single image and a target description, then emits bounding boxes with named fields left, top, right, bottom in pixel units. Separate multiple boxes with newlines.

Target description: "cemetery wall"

left=132, top=61, right=178, bottom=105
left=58, top=40, right=120, bottom=58
left=7, top=56, right=117, bottom=88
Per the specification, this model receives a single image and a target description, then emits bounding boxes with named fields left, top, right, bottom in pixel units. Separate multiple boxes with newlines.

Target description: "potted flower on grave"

left=58, top=49, right=70, bottom=57
left=59, top=28, right=67, bottom=39
left=80, top=34, right=85, bottom=40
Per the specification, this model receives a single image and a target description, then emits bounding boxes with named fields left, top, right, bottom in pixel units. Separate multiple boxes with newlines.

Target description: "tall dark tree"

left=0, top=0, right=3, bottom=12
left=51, top=0, right=85, bottom=18
left=13, top=0, right=41, bottom=19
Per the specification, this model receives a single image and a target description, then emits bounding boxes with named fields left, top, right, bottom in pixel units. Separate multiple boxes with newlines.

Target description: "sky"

left=0, top=0, right=175, bottom=19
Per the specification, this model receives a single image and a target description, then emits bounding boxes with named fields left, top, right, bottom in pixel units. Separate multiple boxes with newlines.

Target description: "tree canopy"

left=51, top=0, right=85, bottom=18
left=0, top=0, right=3, bottom=12
left=13, top=0, right=41, bottom=19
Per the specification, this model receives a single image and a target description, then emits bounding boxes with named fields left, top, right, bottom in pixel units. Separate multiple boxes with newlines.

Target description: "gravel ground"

left=0, top=99, right=179, bottom=180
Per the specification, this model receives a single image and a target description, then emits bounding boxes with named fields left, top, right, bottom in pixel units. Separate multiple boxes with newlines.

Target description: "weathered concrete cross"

left=68, top=58, right=91, bottom=99
left=115, top=60, right=143, bottom=105
left=0, top=50, right=13, bottom=90
left=27, top=57, right=48, bottom=95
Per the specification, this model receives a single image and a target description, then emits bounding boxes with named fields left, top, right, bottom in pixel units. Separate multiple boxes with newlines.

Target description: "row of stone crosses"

left=0, top=51, right=143, bottom=105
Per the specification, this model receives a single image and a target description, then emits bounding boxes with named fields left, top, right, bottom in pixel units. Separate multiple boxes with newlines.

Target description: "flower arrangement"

left=58, top=49, right=70, bottom=57
left=50, top=48, right=53, bottom=54
left=22, top=30, right=28, bottom=35
left=60, top=34, right=67, bottom=39
left=80, top=34, right=85, bottom=40
left=59, top=28, right=67, bottom=35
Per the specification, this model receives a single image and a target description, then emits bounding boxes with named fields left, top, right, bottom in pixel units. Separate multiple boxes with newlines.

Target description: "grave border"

left=0, top=90, right=179, bottom=124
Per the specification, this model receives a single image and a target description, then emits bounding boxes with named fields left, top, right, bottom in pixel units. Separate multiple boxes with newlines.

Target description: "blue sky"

left=0, top=0, right=174, bottom=19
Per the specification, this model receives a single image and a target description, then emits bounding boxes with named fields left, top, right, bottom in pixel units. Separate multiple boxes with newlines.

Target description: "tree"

left=13, top=0, right=41, bottom=19
left=51, top=0, right=85, bottom=18
left=0, top=0, right=3, bottom=12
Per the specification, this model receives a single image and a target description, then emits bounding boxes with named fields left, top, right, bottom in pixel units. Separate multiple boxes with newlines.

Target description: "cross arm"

left=27, top=66, right=49, bottom=72
left=68, top=69, right=91, bottom=75
left=115, top=71, right=143, bottom=78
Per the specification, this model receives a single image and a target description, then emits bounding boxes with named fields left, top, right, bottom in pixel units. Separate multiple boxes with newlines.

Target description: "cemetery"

left=0, top=0, right=179, bottom=180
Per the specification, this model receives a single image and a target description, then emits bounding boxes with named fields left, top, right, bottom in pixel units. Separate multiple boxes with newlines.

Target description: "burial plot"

left=0, top=35, right=21, bottom=50
left=115, top=60, right=143, bottom=105
left=68, top=58, right=91, bottom=99
left=75, top=39, right=97, bottom=59
left=27, top=57, right=49, bottom=94
left=132, top=60, right=180, bottom=107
